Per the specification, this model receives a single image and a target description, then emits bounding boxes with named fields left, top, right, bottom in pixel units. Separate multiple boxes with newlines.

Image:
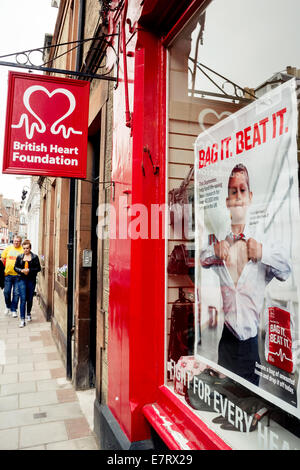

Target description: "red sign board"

left=2, top=72, right=90, bottom=178
left=267, top=307, right=293, bottom=373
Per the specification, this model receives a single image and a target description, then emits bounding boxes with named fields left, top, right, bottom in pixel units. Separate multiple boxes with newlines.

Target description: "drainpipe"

left=66, top=0, right=86, bottom=380
left=122, top=0, right=131, bottom=128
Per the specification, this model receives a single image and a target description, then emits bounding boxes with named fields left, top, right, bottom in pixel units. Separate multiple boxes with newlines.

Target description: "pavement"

left=0, top=290, right=100, bottom=450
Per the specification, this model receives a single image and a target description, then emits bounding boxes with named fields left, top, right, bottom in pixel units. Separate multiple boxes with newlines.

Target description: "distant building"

left=2, top=198, right=21, bottom=241
left=255, top=67, right=298, bottom=98
left=18, top=212, right=27, bottom=241
left=0, top=194, right=9, bottom=243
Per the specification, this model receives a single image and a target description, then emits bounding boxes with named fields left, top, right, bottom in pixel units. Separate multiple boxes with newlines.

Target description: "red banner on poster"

left=2, top=72, right=90, bottom=178
left=267, top=307, right=293, bottom=373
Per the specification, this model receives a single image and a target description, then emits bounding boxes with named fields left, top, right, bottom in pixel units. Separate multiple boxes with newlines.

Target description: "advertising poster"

left=194, top=79, right=300, bottom=420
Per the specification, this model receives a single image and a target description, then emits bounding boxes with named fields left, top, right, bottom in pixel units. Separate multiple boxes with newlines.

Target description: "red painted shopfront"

left=96, top=0, right=300, bottom=451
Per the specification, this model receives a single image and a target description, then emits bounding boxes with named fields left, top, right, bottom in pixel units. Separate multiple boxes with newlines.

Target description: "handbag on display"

left=168, top=288, right=195, bottom=364
left=168, top=166, right=194, bottom=240
left=167, top=244, right=188, bottom=275
left=167, top=244, right=194, bottom=275
left=174, top=356, right=206, bottom=396
left=185, top=368, right=229, bottom=412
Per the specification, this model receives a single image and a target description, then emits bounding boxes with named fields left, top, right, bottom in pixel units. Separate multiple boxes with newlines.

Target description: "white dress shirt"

left=200, top=227, right=291, bottom=341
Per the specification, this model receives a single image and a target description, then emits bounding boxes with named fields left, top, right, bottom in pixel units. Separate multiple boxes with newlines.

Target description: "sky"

left=189, top=0, right=300, bottom=95
left=0, top=0, right=58, bottom=201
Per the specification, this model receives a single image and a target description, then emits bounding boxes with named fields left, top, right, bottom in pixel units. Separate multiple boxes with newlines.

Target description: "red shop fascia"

left=96, top=0, right=229, bottom=450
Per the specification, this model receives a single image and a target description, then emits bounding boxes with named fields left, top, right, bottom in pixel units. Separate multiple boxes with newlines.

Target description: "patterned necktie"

left=230, top=232, right=245, bottom=242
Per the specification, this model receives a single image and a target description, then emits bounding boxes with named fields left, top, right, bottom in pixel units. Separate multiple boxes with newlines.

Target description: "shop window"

left=166, top=0, right=300, bottom=450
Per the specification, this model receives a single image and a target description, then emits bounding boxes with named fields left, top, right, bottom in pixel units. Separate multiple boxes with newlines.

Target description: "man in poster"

left=200, top=163, right=291, bottom=385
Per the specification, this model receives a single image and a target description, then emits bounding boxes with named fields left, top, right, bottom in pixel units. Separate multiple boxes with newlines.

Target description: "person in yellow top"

left=1, top=235, right=24, bottom=317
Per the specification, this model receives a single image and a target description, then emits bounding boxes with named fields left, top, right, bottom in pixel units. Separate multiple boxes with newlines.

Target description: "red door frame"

left=107, top=0, right=230, bottom=449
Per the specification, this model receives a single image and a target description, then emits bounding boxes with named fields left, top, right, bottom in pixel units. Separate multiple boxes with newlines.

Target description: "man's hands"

left=247, top=238, right=262, bottom=262
left=214, top=240, right=230, bottom=261
left=214, top=237, right=262, bottom=262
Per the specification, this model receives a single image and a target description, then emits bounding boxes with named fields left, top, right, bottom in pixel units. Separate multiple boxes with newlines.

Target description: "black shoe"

left=212, top=415, right=228, bottom=424
left=219, top=397, right=272, bottom=432
left=185, top=368, right=229, bottom=412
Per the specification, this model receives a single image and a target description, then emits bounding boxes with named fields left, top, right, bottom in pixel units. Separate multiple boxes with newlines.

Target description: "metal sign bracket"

left=0, top=33, right=119, bottom=82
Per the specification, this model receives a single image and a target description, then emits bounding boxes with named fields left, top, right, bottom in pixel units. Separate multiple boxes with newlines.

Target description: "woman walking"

left=14, top=240, right=41, bottom=328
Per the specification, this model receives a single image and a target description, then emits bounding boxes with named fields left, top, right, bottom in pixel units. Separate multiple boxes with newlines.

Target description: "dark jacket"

left=14, top=252, right=41, bottom=281
left=0, top=259, right=4, bottom=289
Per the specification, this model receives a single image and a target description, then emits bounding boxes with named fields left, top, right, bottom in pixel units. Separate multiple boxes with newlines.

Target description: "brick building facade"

left=37, top=0, right=112, bottom=402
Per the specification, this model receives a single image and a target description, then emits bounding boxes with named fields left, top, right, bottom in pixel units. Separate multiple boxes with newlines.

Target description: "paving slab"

left=46, top=436, right=99, bottom=450
left=0, top=406, right=40, bottom=429
left=36, top=378, right=73, bottom=392
left=0, top=394, right=19, bottom=412
left=19, top=390, right=59, bottom=408
left=0, top=381, right=37, bottom=396
left=38, top=402, right=84, bottom=422
left=20, top=421, right=68, bottom=448
left=0, top=427, right=19, bottom=450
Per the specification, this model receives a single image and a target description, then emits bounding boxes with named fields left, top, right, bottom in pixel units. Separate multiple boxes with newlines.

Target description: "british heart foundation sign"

left=2, top=72, right=90, bottom=178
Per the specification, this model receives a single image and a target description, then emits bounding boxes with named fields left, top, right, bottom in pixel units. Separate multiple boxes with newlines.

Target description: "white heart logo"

left=198, top=108, right=232, bottom=133
left=12, top=85, right=82, bottom=139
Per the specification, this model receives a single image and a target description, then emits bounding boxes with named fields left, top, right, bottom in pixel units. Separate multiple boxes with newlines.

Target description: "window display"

left=166, top=0, right=300, bottom=450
